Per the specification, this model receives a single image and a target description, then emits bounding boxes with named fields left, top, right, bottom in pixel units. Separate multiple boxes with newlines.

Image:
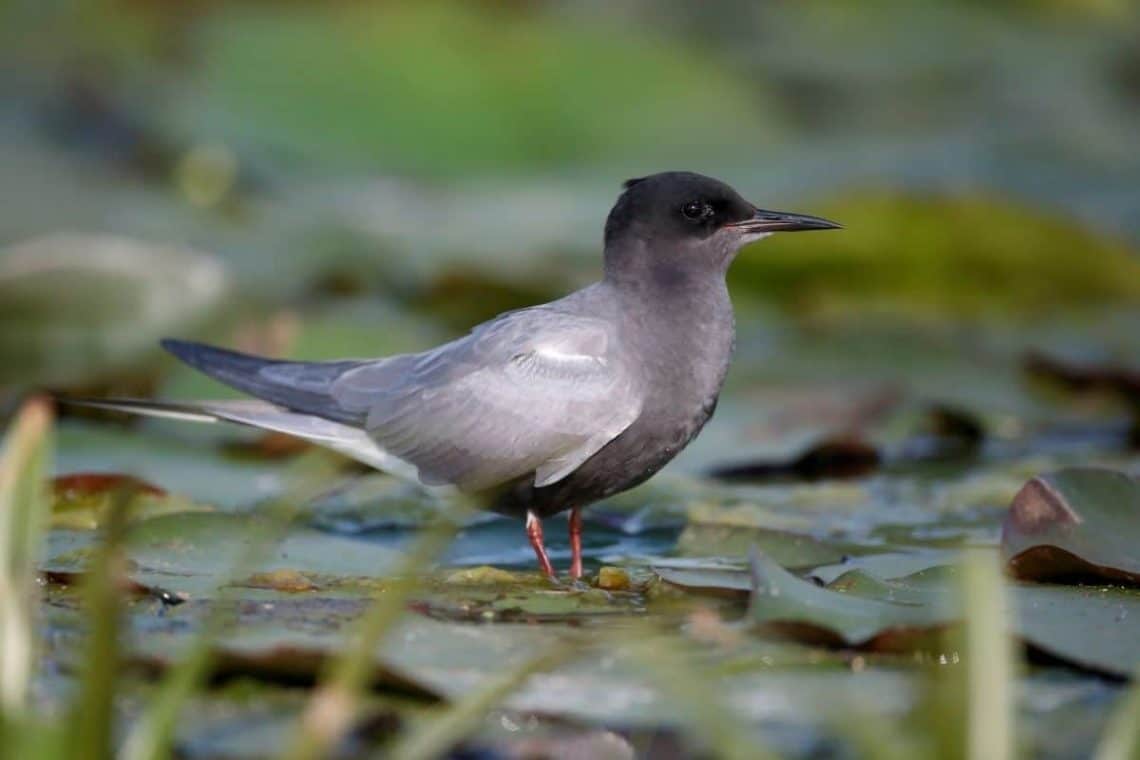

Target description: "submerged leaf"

left=1002, top=468, right=1140, bottom=585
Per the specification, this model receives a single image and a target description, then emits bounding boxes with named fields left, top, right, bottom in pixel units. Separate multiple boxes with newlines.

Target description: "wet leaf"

left=240, top=570, right=319, bottom=593
left=747, top=551, right=954, bottom=651
left=596, top=567, right=632, bottom=591
left=50, top=471, right=208, bottom=530
left=54, top=421, right=289, bottom=510
left=122, top=512, right=404, bottom=596
left=891, top=403, right=986, bottom=463
left=1002, top=468, right=1140, bottom=585
left=1024, top=351, right=1140, bottom=411
left=442, top=566, right=518, bottom=586
left=304, top=475, right=485, bottom=534
left=677, top=517, right=875, bottom=569
left=221, top=432, right=313, bottom=461
left=39, top=569, right=186, bottom=606
left=659, top=550, right=1140, bottom=678
left=709, top=434, right=882, bottom=483
left=653, top=559, right=753, bottom=599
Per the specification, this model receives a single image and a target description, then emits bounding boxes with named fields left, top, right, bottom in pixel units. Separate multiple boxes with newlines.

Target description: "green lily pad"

left=54, top=421, right=288, bottom=510
left=1002, top=468, right=1140, bottom=585
left=122, top=512, right=404, bottom=596
left=808, top=551, right=956, bottom=585
left=741, top=551, right=1140, bottom=678
left=50, top=472, right=212, bottom=530
left=748, top=551, right=954, bottom=650
left=652, top=559, right=753, bottom=598
left=0, top=234, right=229, bottom=388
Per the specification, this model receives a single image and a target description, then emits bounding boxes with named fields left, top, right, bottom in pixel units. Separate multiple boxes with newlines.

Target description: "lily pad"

left=50, top=471, right=211, bottom=530
left=0, top=234, right=229, bottom=388
left=653, top=559, right=753, bottom=598
left=748, top=551, right=954, bottom=650
left=741, top=551, right=1140, bottom=678
left=708, top=435, right=882, bottom=483
left=122, top=512, right=405, bottom=596
left=1002, top=468, right=1140, bottom=585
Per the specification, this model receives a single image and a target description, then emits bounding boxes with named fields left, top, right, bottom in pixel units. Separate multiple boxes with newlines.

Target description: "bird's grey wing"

left=331, top=308, right=643, bottom=491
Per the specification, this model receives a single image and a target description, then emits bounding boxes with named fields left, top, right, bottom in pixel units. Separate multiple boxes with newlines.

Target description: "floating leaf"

left=0, top=234, right=229, bottom=388
left=122, top=512, right=404, bottom=596
left=653, top=559, right=752, bottom=599
left=677, top=519, right=875, bottom=568
left=1002, top=468, right=1140, bottom=585
left=658, top=549, right=1140, bottom=678
left=708, top=435, right=882, bottom=483
left=50, top=471, right=208, bottom=530
left=748, top=550, right=954, bottom=650
left=1023, top=351, right=1140, bottom=410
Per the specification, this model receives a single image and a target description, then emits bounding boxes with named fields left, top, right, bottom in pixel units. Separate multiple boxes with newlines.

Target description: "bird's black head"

left=603, top=171, right=839, bottom=281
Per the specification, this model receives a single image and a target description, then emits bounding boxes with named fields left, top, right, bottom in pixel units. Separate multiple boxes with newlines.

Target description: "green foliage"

left=730, top=192, right=1140, bottom=317
left=180, top=3, right=778, bottom=172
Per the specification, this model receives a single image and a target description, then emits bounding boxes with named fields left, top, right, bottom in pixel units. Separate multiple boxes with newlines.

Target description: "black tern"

left=87, top=171, right=840, bottom=580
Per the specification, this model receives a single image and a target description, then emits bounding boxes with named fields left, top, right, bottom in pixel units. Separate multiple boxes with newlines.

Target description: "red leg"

left=525, top=510, right=557, bottom=580
left=569, top=507, right=583, bottom=580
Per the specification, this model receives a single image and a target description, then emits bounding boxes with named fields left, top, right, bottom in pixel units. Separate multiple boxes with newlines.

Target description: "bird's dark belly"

left=488, top=395, right=719, bottom=519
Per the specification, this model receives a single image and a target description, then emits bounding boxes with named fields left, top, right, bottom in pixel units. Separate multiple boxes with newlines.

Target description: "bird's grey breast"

left=617, top=277, right=736, bottom=469
left=509, top=276, right=735, bottom=515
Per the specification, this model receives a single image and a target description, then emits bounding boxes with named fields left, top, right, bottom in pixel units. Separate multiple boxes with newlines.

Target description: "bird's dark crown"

left=604, top=171, right=756, bottom=247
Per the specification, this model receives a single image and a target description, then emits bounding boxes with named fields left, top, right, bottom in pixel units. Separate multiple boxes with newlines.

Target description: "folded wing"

left=333, top=307, right=643, bottom=491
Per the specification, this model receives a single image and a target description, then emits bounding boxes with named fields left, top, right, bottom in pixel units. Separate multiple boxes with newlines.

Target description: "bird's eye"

left=681, top=201, right=712, bottom=222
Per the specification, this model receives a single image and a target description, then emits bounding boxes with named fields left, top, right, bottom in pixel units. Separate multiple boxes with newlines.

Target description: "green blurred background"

left=1, top=0, right=1138, bottom=393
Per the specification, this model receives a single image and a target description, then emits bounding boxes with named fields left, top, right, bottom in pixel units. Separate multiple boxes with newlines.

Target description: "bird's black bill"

left=727, top=208, right=842, bottom=233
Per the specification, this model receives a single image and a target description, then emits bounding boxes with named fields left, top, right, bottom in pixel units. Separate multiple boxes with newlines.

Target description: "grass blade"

left=0, top=397, right=53, bottom=718
left=625, top=626, right=780, bottom=760
left=960, top=548, right=1015, bottom=760
left=385, top=648, right=566, bottom=760
left=67, top=489, right=134, bottom=760
left=119, top=455, right=343, bottom=760
left=1093, top=668, right=1140, bottom=760
left=283, top=511, right=463, bottom=760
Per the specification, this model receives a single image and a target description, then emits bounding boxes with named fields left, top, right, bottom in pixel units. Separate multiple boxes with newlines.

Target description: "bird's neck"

left=603, top=248, right=736, bottom=387
left=603, top=241, right=733, bottom=322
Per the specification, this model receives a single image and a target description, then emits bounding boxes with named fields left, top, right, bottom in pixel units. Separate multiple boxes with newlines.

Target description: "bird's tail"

left=64, top=397, right=421, bottom=481
left=159, top=339, right=364, bottom=425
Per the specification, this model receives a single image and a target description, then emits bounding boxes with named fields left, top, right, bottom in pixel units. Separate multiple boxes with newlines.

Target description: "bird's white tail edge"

left=66, top=397, right=427, bottom=484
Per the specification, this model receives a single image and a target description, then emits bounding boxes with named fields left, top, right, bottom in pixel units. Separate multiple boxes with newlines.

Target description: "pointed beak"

left=726, top=208, right=842, bottom=234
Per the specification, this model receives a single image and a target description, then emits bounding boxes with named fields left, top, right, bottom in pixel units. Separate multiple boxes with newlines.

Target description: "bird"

left=82, top=172, right=840, bottom=581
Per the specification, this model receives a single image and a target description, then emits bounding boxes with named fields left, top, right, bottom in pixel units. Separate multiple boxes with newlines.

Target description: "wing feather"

left=332, top=307, right=642, bottom=491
